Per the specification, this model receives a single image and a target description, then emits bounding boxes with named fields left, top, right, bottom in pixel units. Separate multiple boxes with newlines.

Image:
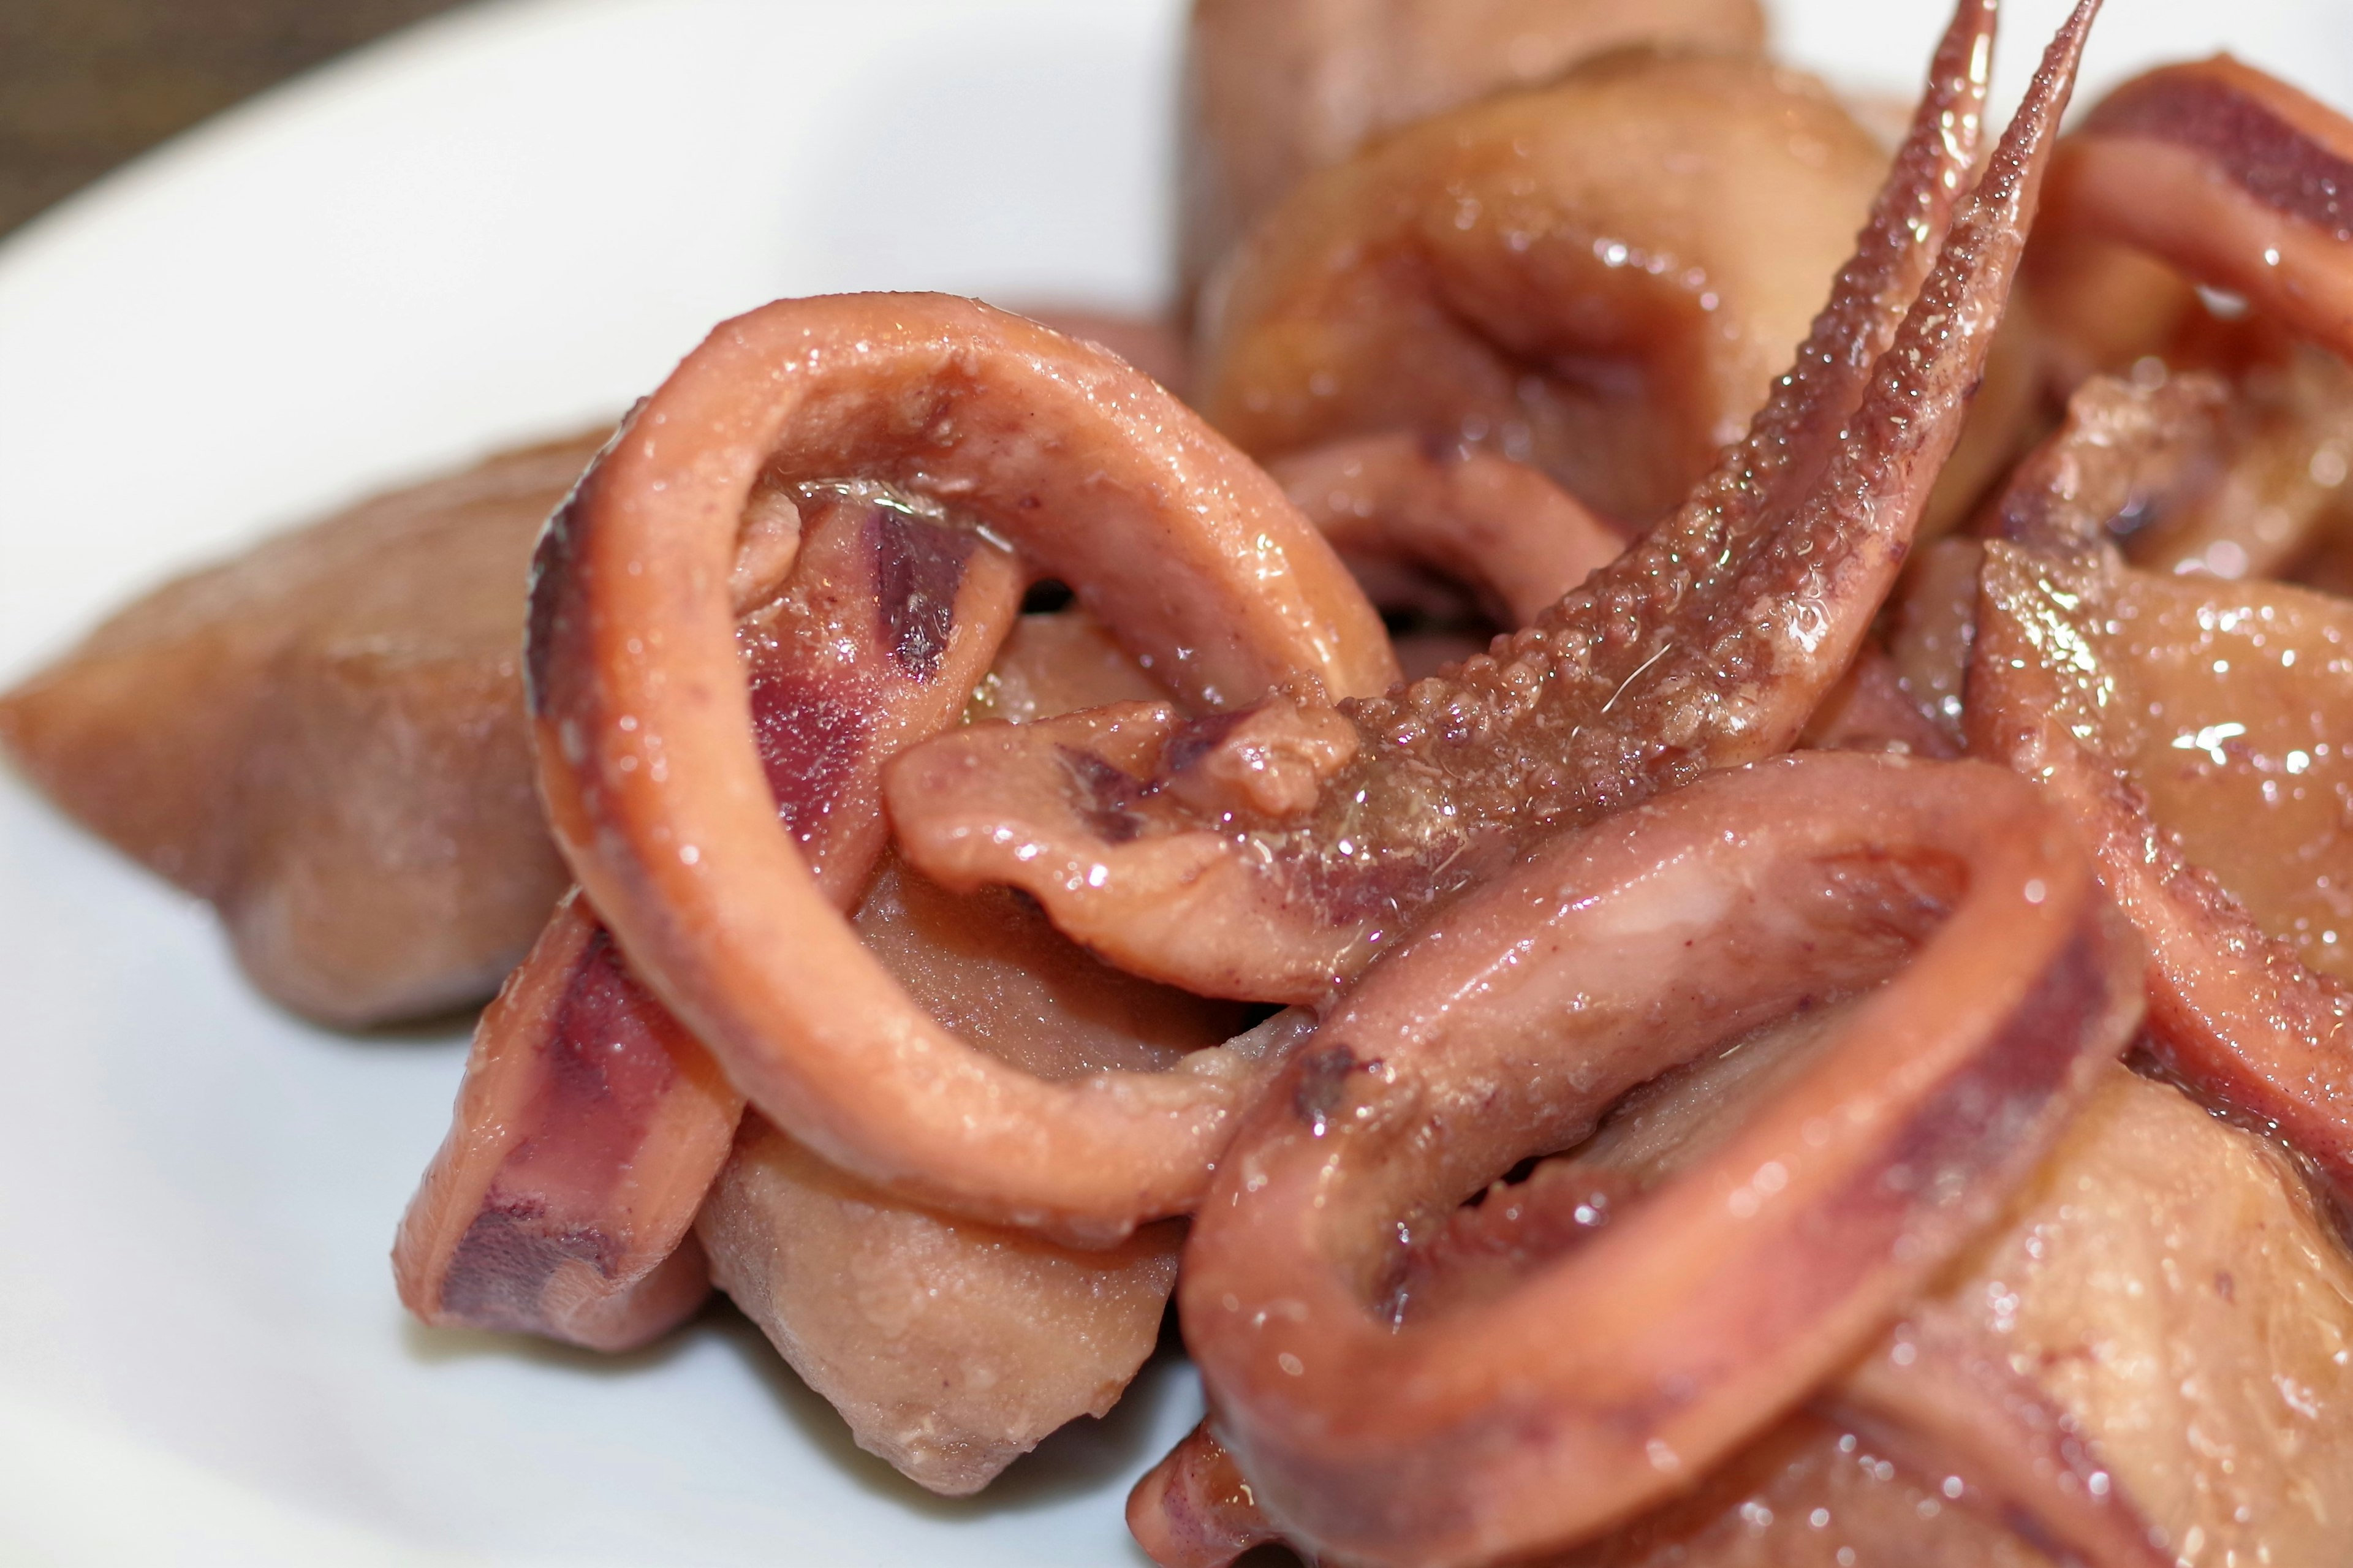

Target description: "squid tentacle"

left=887, top=0, right=2083, bottom=1007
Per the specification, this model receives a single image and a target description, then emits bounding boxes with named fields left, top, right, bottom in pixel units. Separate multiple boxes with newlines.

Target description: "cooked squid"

left=1178, top=0, right=1767, bottom=302
left=21, top=0, right=2353, bottom=1558
left=403, top=485, right=1259, bottom=1481
left=0, top=432, right=599, bottom=1025
left=1142, top=1061, right=2353, bottom=1568
left=887, top=0, right=2065, bottom=1006
left=1194, top=45, right=1886, bottom=531
left=527, top=295, right=1394, bottom=1243
left=395, top=483, right=1021, bottom=1349
left=1167, top=751, right=2140, bottom=1566
left=696, top=1116, right=1184, bottom=1496
left=1969, top=514, right=2353, bottom=1197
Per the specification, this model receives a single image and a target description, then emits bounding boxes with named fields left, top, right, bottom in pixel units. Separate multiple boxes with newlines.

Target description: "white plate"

left=0, top=1, right=2346, bottom=1562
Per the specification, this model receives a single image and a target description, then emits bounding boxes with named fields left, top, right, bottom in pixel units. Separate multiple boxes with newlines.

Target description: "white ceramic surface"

left=0, top=1, right=2345, bottom=1562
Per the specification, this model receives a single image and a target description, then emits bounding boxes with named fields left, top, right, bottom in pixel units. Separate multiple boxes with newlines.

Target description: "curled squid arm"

left=889, top=0, right=2102, bottom=1005
left=1174, top=752, right=2140, bottom=1567
left=2043, top=56, right=2353, bottom=363
left=1270, top=433, right=1628, bottom=631
left=394, top=485, right=1021, bottom=1345
left=528, top=295, right=1393, bottom=1243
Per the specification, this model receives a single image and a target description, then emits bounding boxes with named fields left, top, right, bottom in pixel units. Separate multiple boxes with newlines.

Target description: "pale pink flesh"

left=1889, top=1066, right=2353, bottom=1566
left=1225, top=1069, right=2351, bottom=1567
left=2044, top=57, right=2353, bottom=363
left=696, top=615, right=1271, bottom=1493
left=1798, top=645, right=1963, bottom=759
left=395, top=489, right=1020, bottom=1346
left=1014, top=308, right=1192, bottom=400
left=1827, top=1307, right=2166, bottom=1568
left=1968, top=539, right=2353, bottom=1195
left=528, top=296, right=1394, bottom=1242
left=1270, top=433, right=1628, bottom=630
left=1466, top=1005, right=2159, bottom=1566
left=890, top=0, right=2094, bottom=1007
left=1982, top=372, right=2235, bottom=560
left=2017, top=60, right=2353, bottom=586
left=850, top=854, right=1251, bottom=1082
left=1180, top=752, right=2139, bottom=1566
left=1976, top=324, right=2353, bottom=593
left=1254, top=998, right=2154, bottom=1566
left=698, top=1118, right=1186, bottom=1496
left=1136, top=1409, right=2107, bottom=1568
left=1881, top=371, right=2232, bottom=751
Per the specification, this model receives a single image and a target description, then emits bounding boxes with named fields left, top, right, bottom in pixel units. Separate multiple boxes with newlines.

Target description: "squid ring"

left=1180, top=752, right=2142, bottom=1567
left=2042, top=55, right=2353, bottom=361
left=526, top=295, right=1395, bottom=1243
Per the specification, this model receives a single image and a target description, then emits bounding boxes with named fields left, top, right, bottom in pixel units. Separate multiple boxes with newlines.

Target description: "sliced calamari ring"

left=1181, top=753, right=2139, bottom=1566
left=527, top=295, right=1394, bottom=1242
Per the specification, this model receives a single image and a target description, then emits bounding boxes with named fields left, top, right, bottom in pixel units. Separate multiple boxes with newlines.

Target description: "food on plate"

left=0, top=432, right=597, bottom=1025
left=17, top=0, right=2353, bottom=1559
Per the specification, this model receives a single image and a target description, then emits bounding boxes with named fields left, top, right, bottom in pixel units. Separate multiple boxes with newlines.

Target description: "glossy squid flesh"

left=1147, top=1058, right=2353, bottom=1567
left=889, top=0, right=2096, bottom=1006
left=1194, top=45, right=1889, bottom=531
left=402, top=532, right=1249, bottom=1483
left=1270, top=434, right=1629, bottom=635
left=396, top=483, right=1020, bottom=1347
left=696, top=1112, right=1188, bottom=1496
left=526, top=295, right=1395, bottom=1242
left=1175, top=752, right=2141, bottom=1567
left=2013, top=57, right=2353, bottom=589
left=1178, top=0, right=1767, bottom=301
left=2042, top=56, right=2353, bottom=365
left=1968, top=523, right=2353, bottom=1199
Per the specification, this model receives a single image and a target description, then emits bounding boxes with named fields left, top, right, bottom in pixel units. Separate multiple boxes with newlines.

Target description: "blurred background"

left=0, top=0, right=458, bottom=237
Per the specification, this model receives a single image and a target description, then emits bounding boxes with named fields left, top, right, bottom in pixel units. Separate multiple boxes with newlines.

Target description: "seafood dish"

left=12, top=0, right=2353, bottom=1561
